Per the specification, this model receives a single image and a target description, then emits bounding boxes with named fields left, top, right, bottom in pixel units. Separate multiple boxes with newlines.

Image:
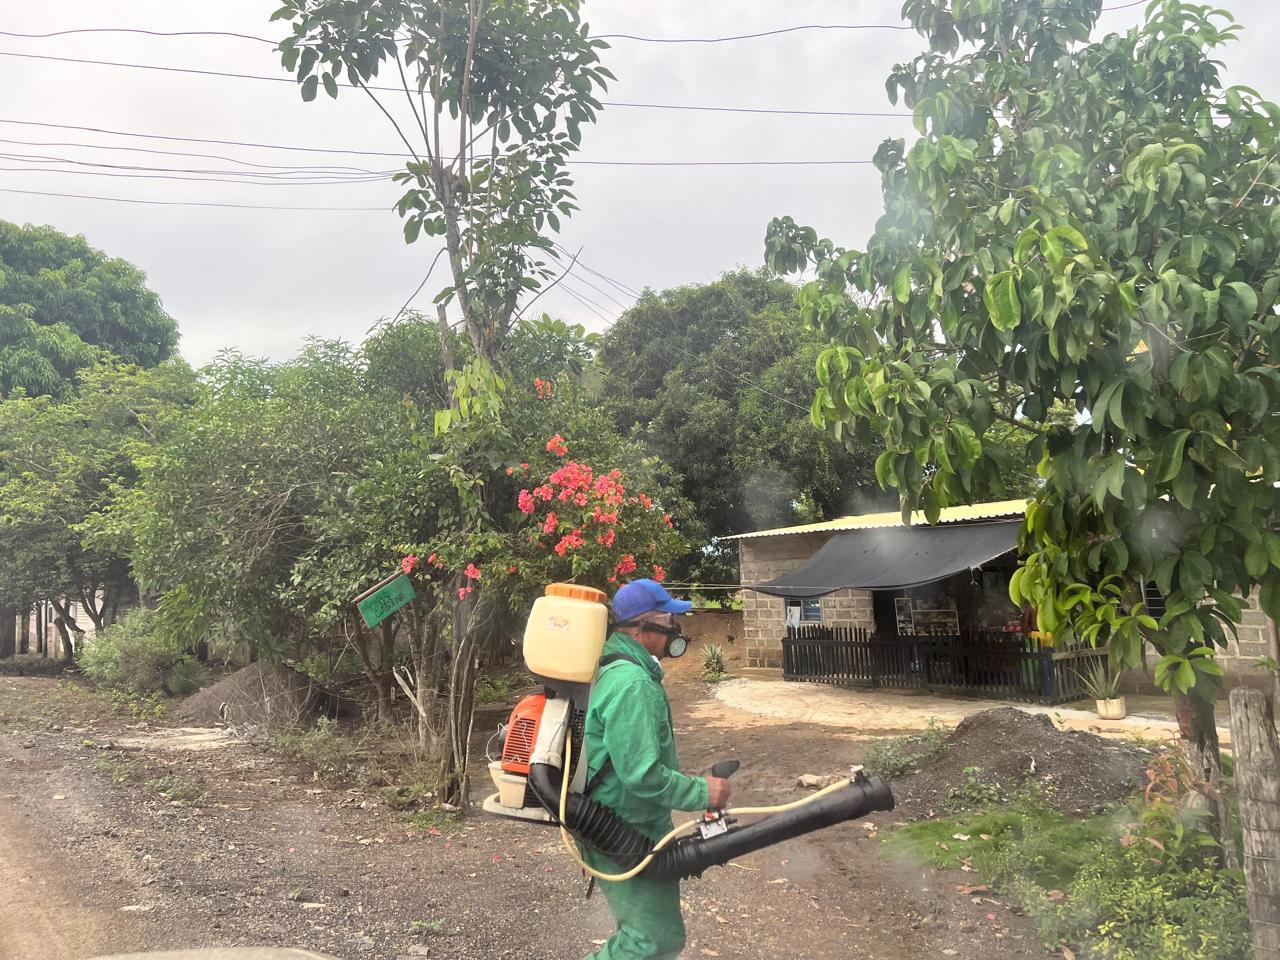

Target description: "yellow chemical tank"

left=523, top=583, right=609, bottom=682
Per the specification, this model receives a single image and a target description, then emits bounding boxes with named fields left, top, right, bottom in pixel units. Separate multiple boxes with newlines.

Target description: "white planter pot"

left=1096, top=697, right=1127, bottom=720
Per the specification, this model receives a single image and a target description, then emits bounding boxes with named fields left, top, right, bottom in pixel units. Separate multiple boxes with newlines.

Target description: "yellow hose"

left=557, top=731, right=853, bottom=882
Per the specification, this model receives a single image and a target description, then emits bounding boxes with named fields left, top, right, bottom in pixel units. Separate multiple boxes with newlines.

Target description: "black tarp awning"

left=750, top=521, right=1020, bottom=599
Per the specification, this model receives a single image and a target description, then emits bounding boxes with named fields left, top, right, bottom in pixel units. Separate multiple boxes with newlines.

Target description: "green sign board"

left=357, top=574, right=416, bottom=628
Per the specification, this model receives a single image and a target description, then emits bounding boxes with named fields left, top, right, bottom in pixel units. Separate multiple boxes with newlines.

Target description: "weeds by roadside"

left=143, top=773, right=207, bottom=804
left=700, top=643, right=727, bottom=682
left=864, top=718, right=949, bottom=779
left=884, top=750, right=1251, bottom=960
left=93, top=756, right=143, bottom=785
left=473, top=671, right=536, bottom=705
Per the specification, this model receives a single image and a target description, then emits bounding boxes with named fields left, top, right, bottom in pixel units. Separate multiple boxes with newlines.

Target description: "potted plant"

left=1078, top=657, right=1126, bottom=719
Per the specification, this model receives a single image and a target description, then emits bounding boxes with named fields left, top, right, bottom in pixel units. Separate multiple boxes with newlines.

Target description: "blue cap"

left=612, top=578, right=692, bottom=621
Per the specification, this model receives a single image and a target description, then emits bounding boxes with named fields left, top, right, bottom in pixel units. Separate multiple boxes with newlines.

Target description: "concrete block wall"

left=739, top=533, right=873, bottom=668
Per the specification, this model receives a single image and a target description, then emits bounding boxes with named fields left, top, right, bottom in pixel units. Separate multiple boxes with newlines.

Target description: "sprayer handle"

left=710, top=759, right=740, bottom=780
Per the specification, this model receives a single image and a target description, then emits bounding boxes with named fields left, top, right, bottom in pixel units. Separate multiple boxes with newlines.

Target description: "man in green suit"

left=582, top=579, right=733, bottom=959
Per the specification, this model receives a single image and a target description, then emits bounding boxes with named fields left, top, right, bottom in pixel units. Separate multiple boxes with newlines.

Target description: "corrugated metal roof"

left=725, top=498, right=1029, bottom=540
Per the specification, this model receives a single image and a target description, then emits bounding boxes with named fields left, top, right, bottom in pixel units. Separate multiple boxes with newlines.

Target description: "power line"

left=592, top=1, right=1148, bottom=43
left=0, top=186, right=388, bottom=211
left=0, top=134, right=382, bottom=173
left=0, top=3, right=1149, bottom=49
left=0, top=27, right=277, bottom=44
left=0, top=50, right=911, bottom=119
left=0, top=119, right=879, bottom=169
left=0, top=163, right=390, bottom=187
left=0, top=149, right=392, bottom=181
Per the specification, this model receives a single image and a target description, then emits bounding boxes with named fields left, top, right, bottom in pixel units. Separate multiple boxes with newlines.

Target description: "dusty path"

left=0, top=673, right=1054, bottom=960
left=0, top=802, right=144, bottom=960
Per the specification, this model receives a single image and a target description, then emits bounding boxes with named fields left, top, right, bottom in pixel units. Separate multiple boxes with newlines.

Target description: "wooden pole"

left=1229, top=687, right=1280, bottom=960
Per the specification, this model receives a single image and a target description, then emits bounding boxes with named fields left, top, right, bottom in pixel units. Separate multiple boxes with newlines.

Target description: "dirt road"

left=0, top=671, right=1053, bottom=960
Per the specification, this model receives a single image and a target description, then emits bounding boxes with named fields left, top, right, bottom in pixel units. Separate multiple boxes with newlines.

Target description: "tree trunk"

left=352, top=619, right=394, bottom=723
left=1229, top=687, right=1280, bottom=960
left=1269, top=619, right=1280, bottom=721
left=1175, top=690, right=1239, bottom=869
left=18, top=608, right=30, bottom=655
left=378, top=620, right=397, bottom=722
left=79, top=586, right=105, bottom=632
left=0, top=607, right=15, bottom=659
left=35, top=603, right=44, bottom=656
left=50, top=599, right=76, bottom=660
left=439, top=592, right=480, bottom=810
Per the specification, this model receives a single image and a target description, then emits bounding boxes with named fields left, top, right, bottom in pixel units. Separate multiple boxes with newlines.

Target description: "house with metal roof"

left=732, top=497, right=1276, bottom=703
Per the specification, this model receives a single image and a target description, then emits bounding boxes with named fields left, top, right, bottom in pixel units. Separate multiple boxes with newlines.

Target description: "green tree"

left=766, top=0, right=1277, bottom=890
left=0, top=222, right=177, bottom=398
left=598, top=270, right=888, bottom=585
left=0, top=360, right=195, bottom=655
left=273, top=0, right=612, bottom=804
left=274, top=0, right=610, bottom=364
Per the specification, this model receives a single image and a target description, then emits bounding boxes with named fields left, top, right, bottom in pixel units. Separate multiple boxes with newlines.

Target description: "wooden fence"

left=782, top=624, right=1105, bottom=704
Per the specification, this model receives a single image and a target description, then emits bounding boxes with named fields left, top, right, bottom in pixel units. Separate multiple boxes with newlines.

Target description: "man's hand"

left=706, top=776, right=732, bottom=810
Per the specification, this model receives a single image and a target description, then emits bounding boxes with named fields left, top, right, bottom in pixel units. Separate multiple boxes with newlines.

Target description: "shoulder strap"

left=584, top=651, right=646, bottom=794
left=598, top=651, right=645, bottom=670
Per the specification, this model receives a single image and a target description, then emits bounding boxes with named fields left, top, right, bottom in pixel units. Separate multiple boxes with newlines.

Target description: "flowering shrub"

left=509, top=433, right=682, bottom=591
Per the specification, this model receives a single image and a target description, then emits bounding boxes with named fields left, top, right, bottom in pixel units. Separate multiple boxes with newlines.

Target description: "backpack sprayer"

left=482, top=583, right=896, bottom=881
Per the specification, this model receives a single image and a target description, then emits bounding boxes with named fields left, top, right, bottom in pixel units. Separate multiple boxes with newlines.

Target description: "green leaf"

left=983, top=272, right=1021, bottom=331
left=998, top=197, right=1017, bottom=225
left=1245, top=540, right=1269, bottom=578
left=322, top=72, right=338, bottom=99
left=893, top=263, right=912, bottom=304
left=1155, top=429, right=1191, bottom=482
left=1175, top=661, right=1196, bottom=693
left=875, top=450, right=897, bottom=490
left=301, top=75, right=318, bottom=102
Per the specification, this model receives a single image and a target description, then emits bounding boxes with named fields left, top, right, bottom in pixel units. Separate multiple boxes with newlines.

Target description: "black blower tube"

left=528, top=763, right=894, bottom=881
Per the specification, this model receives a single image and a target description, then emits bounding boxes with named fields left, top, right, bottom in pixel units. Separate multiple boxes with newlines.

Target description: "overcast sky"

left=1, top=1, right=1275, bottom=365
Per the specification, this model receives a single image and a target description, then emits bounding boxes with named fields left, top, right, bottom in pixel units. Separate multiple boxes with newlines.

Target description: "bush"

left=700, top=643, right=727, bottom=681
left=1039, top=842, right=1251, bottom=960
left=865, top=718, right=948, bottom=779
left=474, top=671, right=535, bottom=705
left=79, top=608, right=206, bottom=697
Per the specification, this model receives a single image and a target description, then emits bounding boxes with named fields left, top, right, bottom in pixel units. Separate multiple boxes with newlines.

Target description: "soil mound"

left=897, top=707, right=1150, bottom=816
left=178, top=662, right=327, bottom=729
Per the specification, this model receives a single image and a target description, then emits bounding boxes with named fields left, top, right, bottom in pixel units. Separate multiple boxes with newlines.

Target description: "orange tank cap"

left=545, top=582, right=607, bottom=605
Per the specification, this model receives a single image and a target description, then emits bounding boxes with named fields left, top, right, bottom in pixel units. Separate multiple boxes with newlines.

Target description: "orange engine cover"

left=500, top=694, right=547, bottom=775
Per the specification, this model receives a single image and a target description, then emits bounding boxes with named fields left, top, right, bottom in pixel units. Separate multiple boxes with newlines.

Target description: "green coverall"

left=581, top=630, right=710, bottom=960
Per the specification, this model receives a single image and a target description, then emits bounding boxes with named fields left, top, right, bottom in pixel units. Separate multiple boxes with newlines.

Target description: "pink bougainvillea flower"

left=534, top=485, right=554, bottom=502
left=464, top=563, right=482, bottom=580
left=663, top=513, right=673, bottom=529
left=457, top=586, right=474, bottom=600
left=401, top=555, right=418, bottom=574
left=652, top=564, right=666, bottom=583
left=517, top=489, right=536, bottom=514
left=520, top=462, right=530, bottom=472
left=597, top=528, right=616, bottom=548
left=507, top=565, right=519, bottom=575
left=542, top=511, right=559, bottom=535
left=615, top=554, right=637, bottom=576
left=607, top=574, right=618, bottom=584
left=545, top=434, right=569, bottom=457
left=505, top=466, right=514, bottom=476
left=573, top=492, right=588, bottom=507
left=638, top=493, right=653, bottom=509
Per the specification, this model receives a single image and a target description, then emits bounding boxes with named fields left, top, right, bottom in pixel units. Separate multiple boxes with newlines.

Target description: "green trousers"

left=584, top=849, right=686, bottom=959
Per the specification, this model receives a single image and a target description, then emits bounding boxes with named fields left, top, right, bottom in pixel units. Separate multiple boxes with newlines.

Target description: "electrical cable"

left=0, top=149, right=392, bottom=180
left=0, top=185, right=389, bottom=211
left=0, top=3, right=1149, bottom=49
left=0, top=134, right=383, bottom=173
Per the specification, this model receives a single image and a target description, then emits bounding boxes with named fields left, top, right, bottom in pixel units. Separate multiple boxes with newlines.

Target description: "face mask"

left=645, top=620, right=689, bottom=659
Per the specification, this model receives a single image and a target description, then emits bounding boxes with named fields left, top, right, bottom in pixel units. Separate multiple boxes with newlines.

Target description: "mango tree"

left=765, top=0, right=1279, bottom=901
